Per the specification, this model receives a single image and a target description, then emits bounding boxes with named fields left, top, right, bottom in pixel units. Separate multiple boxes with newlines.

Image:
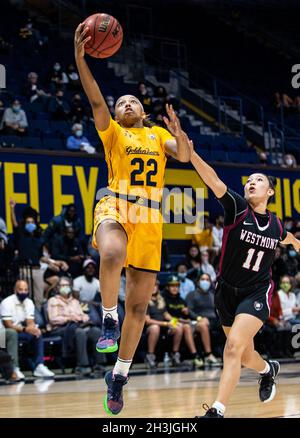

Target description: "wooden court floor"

left=0, top=362, right=299, bottom=418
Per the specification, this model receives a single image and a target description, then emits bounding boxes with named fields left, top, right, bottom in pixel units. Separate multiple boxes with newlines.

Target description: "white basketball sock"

left=102, top=305, right=118, bottom=322
left=259, top=361, right=270, bottom=375
left=113, top=357, right=132, bottom=377
left=212, top=401, right=226, bottom=416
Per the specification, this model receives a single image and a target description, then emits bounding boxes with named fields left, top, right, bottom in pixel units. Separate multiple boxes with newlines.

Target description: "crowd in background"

left=0, top=200, right=299, bottom=381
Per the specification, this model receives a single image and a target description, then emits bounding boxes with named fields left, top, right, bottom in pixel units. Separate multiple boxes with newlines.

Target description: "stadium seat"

left=43, top=138, right=64, bottom=150
left=211, top=150, right=227, bottom=161
left=0, top=135, right=22, bottom=148
left=169, top=254, right=185, bottom=268
left=21, top=137, right=42, bottom=149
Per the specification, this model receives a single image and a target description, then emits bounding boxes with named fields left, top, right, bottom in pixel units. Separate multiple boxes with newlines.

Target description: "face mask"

left=54, top=64, right=61, bottom=71
left=178, top=273, right=187, bottom=280
left=75, top=130, right=83, bottom=137
left=16, top=292, right=28, bottom=302
left=12, top=105, right=21, bottom=112
left=281, top=283, right=291, bottom=293
left=199, top=280, right=210, bottom=292
left=286, top=158, right=293, bottom=166
left=285, top=223, right=293, bottom=231
left=25, top=223, right=37, bottom=233
left=289, top=250, right=297, bottom=258
left=59, top=285, right=71, bottom=296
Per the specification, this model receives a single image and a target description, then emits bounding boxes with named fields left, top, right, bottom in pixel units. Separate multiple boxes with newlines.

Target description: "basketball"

left=83, top=13, right=123, bottom=59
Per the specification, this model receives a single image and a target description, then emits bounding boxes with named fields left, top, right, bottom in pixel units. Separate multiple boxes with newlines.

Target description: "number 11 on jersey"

left=242, top=248, right=265, bottom=272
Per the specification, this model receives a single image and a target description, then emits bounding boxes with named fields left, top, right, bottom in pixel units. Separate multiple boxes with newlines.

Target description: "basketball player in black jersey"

left=189, top=142, right=300, bottom=418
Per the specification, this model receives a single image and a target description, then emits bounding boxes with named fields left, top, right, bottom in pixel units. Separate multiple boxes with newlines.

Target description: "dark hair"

left=266, top=175, right=277, bottom=204
left=142, top=115, right=155, bottom=127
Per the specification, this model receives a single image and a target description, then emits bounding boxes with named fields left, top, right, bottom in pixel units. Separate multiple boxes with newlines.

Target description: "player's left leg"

left=241, top=339, right=280, bottom=403
left=103, top=267, right=156, bottom=415
left=200, top=313, right=262, bottom=418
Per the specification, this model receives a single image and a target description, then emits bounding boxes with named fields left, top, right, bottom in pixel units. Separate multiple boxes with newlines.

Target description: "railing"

left=267, top=122, right=285, bottom=165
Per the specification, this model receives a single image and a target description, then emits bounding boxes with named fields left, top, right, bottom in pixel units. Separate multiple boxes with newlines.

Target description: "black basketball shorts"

left=214, top=280, right=274, bottom=327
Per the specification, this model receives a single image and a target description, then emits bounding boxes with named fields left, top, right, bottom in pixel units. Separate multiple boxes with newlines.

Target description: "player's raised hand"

left=163, top=104, right=184, bottom=137
left=74, top=23, right=91, bottom=59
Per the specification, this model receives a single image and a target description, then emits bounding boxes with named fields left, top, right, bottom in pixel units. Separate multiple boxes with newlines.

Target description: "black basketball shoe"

left=196, top=404, right=224, bottom=418
left=258, top=360, right=280, bottom=403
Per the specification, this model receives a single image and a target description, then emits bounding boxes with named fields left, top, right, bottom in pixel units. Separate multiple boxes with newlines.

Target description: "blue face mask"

left=12, top=105, right=21, bottom=112
left=178, top=273, right=187, bottom=280
left=199, top=280, right=210, bottom=292
left=289, top=250, right=297, bottom=258
left=75, top=130, right=83, bottom=137
left=16, top=292, right=28, bottom=302
left=25, top=223, right=37, bottom=233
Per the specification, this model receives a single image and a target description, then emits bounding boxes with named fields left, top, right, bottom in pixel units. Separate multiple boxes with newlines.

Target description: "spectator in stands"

left=274, top=92, right=294, bottom=110
left=44, top=204, right=82, bottom=249
left=282, top=153, right=297, bottom=168
left=66, top=64, right=81, bottom=91
left=285, top=245, right=300, bottom=277
left=49, top=62, right=68, bottom=93
left=48, top=89, right=70, bottom=121
left=152, top=85, right=168, bottom=119
left=145, top=281, right=188, bottom=369
left=162, top=276, right=204, bottom=368
left=106, top=95, right=115, bottom=117
left=185, top=244, right=202, bottom=281
left=18, top=18, right=45, bottom=54
left=0, top=100, right=5, bottom=124
left=200, top=250, right=216, bottom=283
left=47, top=276, right=105, bottom=376
left=0, top=347, right=17, bottom=382
left=137, top=82, right=153, bottom=114
left=272, top=246, right=288, bottom=288
left=294, top=272, right=300, bottom=300
left=266, top=288, right=293, bottom=358
left=176, top=263, right=195, bottom=300
left=258, top=151, right=268, bottom=166
left=278, top=275, right=300, bottom=325
left=73, top=259, right=99, bottom=302
left=51, top=226, right=85, bottom=278
left=0, top=220, right=13, bottom=276
left=66, top=123, right=95, bottom=153
left=1, top=99, right=28, bottom=136
left=0, top=280, right=55, bottom=379
left=69, top=94, right=88, bottom=123
left=161, top=240, right=171, bottom=271
left=24, top=72, right=50, bottom=105
left=193, top=215, right=213, bottom=251
left=9, top=199, right=46, bottom=309
left=186, top=273, right=219, bottom=365
left=118, top=270, right=126, bottom=304
left=212, top=214, right=224, bottom=253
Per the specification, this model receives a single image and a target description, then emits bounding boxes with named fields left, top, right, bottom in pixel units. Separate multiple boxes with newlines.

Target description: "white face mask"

left=59, top=285, right=71, bottom=296
left=286, top=158, right=293, bottom=166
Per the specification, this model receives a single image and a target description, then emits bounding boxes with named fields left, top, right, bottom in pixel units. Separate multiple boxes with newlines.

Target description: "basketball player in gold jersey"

left=75, top=23, right=190, bottom=414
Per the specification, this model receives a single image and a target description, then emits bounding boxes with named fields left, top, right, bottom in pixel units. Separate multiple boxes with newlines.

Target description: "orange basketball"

left=83, top=13, right=123, bottom=59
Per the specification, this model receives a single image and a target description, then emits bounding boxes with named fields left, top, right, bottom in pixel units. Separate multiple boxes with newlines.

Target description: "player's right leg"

left=95, top=220, right=127, bottom=353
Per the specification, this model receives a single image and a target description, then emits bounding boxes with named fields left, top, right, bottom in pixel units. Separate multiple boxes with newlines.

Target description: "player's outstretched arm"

left=189, top=140, right=227, bottom=198
left=163, top=104, right=190, bottom=162
left=281, top=232, right=300, bottom=252
left=74, top=23, right=110, bottom=131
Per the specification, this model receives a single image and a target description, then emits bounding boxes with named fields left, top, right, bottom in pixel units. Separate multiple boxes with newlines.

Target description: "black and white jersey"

left=217, top=189, right=287, bottom=289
